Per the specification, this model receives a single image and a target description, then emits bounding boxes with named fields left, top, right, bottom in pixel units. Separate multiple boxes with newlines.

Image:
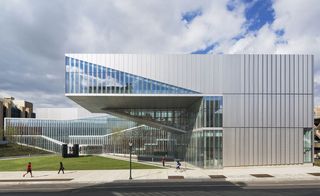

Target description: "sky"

left=0, top=0, right=319, bottom=110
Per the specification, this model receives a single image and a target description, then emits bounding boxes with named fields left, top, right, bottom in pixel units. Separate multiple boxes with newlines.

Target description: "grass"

left=0, top=143, right=52, bottom=157
left=0, top=155, right=161, bottom=171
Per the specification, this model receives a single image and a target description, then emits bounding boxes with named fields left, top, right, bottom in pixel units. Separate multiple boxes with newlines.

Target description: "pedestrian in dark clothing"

left=176, top=160, right=181, bottom=169
left=162, top=157, right=166, bottom=167
left=58, top=162, right=64, bottom=174
left=23, top=162, right=33, bottom=177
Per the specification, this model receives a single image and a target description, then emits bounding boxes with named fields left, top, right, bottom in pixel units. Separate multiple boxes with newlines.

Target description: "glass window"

left=303, top=128, right=312, bottom=163
left=84, top=62, right=88, bottom=74
left=71, top=58, right=74, bottom=67
left=93, top=64, right=97, bottom=77
left=102, top=67, right=106, bottom=79
left=65, top=57, right=69, bottom=66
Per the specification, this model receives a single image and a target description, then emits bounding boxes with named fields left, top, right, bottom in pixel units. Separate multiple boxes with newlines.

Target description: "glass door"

left=204, top=130, right=223, bottom=168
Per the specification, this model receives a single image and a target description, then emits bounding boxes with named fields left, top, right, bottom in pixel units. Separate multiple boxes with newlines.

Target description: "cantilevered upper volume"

left=65, top=53, right=314, bottom=168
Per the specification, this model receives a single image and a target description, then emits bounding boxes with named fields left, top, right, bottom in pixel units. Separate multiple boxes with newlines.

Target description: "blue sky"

left=0, top=0, right=319, bottom=108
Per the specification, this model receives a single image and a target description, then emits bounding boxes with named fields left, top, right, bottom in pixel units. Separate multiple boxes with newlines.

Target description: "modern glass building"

left=5, top=54, right=314, bottom=168
left=63, top=54, right=314, bottom=168
left=5, top=116, right=185, bottom=159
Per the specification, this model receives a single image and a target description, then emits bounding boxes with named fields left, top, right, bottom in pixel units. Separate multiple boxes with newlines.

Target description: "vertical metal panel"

left=280, top=128, right=286, bottom=164
left=240, top=55, right=245, bottom=93
left=258, top=94, right=263, bottom=127
left=267, top=55, right=272, bottom=93
left=276, top=55, right=281, bottom=93
left=294, top=95, right=299, bottom=128
left=258, top=128, right=263, bottom=165
left=247, top=128, right=252, bottom=165
left=253, top=55, right=259, bottom=93
left=298, top=128, right=303, bottom=163
left=271, top=95, right=276, bottom=127
left=258, top=55, right=263, bottom=93
left=262, top=54, right=267, bottom=93
left=223, top=55, right=241, bottom=93
left=249, top=94, right=254, bottom=127
left=293, top=128, right=301, bottom=163
left=308, top=95, right=313, bottom=126
left=253, top=128, right=258, bottom=165
left=280, top=55, right=286, bottom=93
left=293, top=55, right=298, bottom=93
left=271, top=55, right=277, bottom=93
left=262, top=128, right=267, bottom=165
left=223, top=128, right=236, bottom=167
left=299, top=55, right=304, bottom=93
left=223, top=95, right=245, bottom=127
left=243, top=128, right=249, bottom=166
left=267, top=128, right=272, bottom=165
left=244, top=55, right=249, bottom=94
left=308, top=55, right=313, bottom=94
left=289, top=128, right=295, bottom=164
left=304, top=95, right=310, bottom=127
left=240, top=128, right=245, bottom=166
left=250, top=54, right=255, bottom=93
left=275, top=128, right=280, bottom=164
left=280, top=95, right=285, bottom=127
left=285, top=95, right=290, bottom=127
left=299, top=95, right=304, bottom=127
left=285, top=55, right=290, bottom=93
left=235, top=128, right=240, bottom=166
left=262, top=95, right=268, bottom=127
left=271, top=128, right=276, bottom=164
left=289, top=55, right=294, bottom=93
left=285, top=128, right=290, bottom=164
left=303, top=55, right=308, bottom=94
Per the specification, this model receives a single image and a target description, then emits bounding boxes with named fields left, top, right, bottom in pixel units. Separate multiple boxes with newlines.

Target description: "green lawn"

left=0, top=143, right=52, bottom=157
left=0, top=155, right=161, bottom=171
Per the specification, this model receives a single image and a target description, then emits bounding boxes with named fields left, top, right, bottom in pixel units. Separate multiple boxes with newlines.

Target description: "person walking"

left=58, top=162, right=64, bottom=174
left=176, top=160, right=181, bottom=169
left=23, top=162, right=33, bottom=177
left=161, top=157, right=166, bottom=167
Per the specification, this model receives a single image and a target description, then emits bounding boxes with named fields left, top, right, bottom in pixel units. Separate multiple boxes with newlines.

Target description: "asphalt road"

left=1, top=181, right=320, bottom=196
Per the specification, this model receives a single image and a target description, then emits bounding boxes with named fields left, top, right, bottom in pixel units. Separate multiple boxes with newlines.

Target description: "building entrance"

left=204, top=130, right=223, bottom=168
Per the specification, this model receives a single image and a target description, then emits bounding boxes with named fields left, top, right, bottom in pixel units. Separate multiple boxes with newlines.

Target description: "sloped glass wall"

left=65, top=57, right=199, bottom=94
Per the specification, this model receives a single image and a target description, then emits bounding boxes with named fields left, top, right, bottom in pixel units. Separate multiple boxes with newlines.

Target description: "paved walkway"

left=0, top=155, right=320, bottom=184
left=1, top=165, right=320, bottom=184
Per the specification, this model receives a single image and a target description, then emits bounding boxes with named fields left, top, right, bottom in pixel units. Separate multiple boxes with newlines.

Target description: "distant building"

left=1, top=97, right=36, bottom=140
left=35, top=107, right=104, bottom=120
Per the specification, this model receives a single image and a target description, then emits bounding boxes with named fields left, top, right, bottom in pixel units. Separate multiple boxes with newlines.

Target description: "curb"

left=0, top=178, right=73, bottom=182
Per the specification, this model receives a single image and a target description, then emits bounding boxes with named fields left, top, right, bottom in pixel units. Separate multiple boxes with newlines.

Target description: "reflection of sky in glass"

left=65, top=57, right=200, bottom=94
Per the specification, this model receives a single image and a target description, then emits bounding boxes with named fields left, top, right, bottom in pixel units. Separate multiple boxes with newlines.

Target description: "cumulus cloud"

left=223, top=0, right=320, bottom=104
left=0, top=0, right=319, bottom=109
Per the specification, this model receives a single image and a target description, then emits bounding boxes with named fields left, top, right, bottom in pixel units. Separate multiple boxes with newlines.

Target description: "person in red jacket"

left=23, top=162, right=33, bottom=177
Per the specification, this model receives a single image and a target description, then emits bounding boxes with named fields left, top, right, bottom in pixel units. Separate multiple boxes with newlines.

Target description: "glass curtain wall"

left=104, top=126, right=181, bottom=159
left=186, top=130, right=223, bottom=168
left=4, top=117, right=137, bottom=153
left=118, top=108, right=190, bottom=131
left=4, top=117, right=184, bottom=158
left=65, top=57, right=199, bottom=94
left=303, top=128, right=313, bottom=163
left=186, top=96, right=223, bottom=168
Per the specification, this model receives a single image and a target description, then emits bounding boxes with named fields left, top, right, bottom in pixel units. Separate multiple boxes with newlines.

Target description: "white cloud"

left=223, top=0, right=320, bottom=104
left=0, top=0, right=319, bottom=108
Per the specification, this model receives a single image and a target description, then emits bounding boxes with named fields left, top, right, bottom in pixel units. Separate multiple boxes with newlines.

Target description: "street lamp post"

left=129, top=141, right=133, bottom=180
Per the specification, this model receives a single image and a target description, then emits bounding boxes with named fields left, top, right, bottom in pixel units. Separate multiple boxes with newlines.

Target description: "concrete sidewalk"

left=0, top=164, right=320, bottom=184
